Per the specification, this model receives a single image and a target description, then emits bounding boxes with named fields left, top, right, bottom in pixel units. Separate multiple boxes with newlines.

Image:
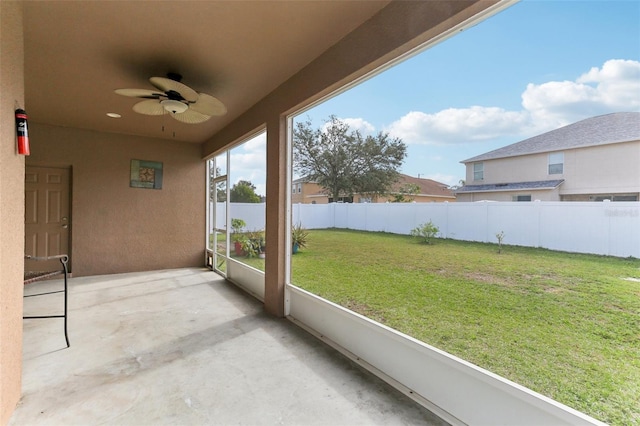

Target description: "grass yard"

left=288, top=229, right=640, bottom=425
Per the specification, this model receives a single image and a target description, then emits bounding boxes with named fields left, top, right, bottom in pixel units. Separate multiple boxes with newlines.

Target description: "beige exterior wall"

left=560, top=141, right=640, bottom=195
left=292, top=182, right=455, bottom=204
left=291, top=181, right=326, bottom=204
left=26, top=124, right=205, bottom=277
left=466, top=153, right=550, bottom=185
left=1, top=2, right=25, bottom=422
left=464, top=141, right=640, bottom=201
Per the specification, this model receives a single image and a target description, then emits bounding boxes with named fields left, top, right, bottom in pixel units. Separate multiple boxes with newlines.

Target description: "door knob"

left=62, top=224, right=68, bottom=229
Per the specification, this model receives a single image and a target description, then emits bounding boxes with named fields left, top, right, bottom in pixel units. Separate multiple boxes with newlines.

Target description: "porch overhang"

left=456, top=179, right=565, bottom=194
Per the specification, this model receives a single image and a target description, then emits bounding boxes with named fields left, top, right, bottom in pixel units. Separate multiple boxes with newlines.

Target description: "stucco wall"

left=26, top=124, right=205, bottom=277
left=293, top=182, right=455, bottom=204
left=465, top=142, right=640, bottom=193
left=1, top=1, right=25, bottom=423
left=561, top=141, right=640, bottom=195
left=466, top=153, right=550, bottom=185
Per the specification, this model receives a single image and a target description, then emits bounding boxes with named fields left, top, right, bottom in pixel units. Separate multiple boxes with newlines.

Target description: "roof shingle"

left=391, top=174, right=454, bottom=197
left=456, top=179, right=565, bottom=193
left=462, top=112, right=640, bottom=163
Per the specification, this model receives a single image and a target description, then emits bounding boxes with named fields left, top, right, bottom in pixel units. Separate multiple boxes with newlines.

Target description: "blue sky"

left=233, top=0, right=639, bottom=194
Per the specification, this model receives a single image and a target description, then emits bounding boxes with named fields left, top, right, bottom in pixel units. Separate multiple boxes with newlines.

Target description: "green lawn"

left=289, top=229, right=640, bottom=426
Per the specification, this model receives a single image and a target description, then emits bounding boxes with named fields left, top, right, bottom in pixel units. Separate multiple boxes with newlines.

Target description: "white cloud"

left=240, top=132, right=267, bottom=151
left=321, top=117, right=376, bottom=135
left=421, top=173, right=459, bottom=187
left=386, top=59, right=640, bottom=145
left=228, top=132, right=267, bottom=196
left=582, top=60, right=640, bottom=110
left=230, top=150, right=265, bottom=168
left=386, top=107, right=530, bottom=145
left=342, top=117, right=376, bottom=134
left=522, top=59, right=640, bottom=128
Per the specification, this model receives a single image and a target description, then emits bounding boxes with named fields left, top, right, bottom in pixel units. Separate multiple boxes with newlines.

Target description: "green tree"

left=230, top=180, right=261, bottom=203
left=293, top=115, right=406, bottom=201
left=391, top=183, right=420, bottom=203
left=449, top=179, right=465, bottom=191
left=215, top=181, right=227, bottom=202
left=209, top=166, right=226, bottom=202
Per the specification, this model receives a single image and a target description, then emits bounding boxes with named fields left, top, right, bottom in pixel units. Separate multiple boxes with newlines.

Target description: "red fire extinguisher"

left=15, top=108, right=30, bottom=155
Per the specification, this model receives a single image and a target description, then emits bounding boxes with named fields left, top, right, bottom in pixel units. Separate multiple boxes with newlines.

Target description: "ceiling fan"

left=115, top=73, right=226, bottom=124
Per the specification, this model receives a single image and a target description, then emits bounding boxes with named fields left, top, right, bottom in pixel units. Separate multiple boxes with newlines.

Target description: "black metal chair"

left=23, top=255, right=70, bottom=348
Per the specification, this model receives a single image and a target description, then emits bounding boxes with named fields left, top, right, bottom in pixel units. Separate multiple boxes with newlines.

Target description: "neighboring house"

left=456, top=112, right=640, bottom=202
left=291, top=173, right=456, bottom=204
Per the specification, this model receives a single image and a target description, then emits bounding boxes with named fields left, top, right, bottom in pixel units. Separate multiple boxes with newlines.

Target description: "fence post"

left=444, top=201, right=449, bottom=238
left=534, top=200, right=541, bottom=248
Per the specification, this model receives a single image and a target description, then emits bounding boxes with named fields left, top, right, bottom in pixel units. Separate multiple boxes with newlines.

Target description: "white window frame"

left=512, top=194, right=532, bottom=202
left=473, top=162, right=484, bottom=181
left=548, top=152, right=564, bottom=175
left=208, top=153, right=230, bottom=276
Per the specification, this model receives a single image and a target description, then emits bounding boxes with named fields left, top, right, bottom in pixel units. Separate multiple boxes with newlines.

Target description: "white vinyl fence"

left=215, top=201, right=640, bottom=258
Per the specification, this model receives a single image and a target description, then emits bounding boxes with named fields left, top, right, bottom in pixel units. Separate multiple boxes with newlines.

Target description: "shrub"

left=242, top=230, right=265, bottom=258
left=291, top=223, right=309, bottom=251
left=231, top=218, right=246, bottom=243
left=410, top=220, right=440, bottom=244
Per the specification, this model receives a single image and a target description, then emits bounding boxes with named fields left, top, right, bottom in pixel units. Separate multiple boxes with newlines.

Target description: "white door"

left=24, top=166, right=71, bottom=272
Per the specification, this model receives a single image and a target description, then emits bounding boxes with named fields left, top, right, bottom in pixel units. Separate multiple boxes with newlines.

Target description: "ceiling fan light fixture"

left=160, top=99, right=188, bottom=114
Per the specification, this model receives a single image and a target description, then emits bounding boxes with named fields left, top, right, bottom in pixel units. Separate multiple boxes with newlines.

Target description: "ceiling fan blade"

left=132, top=99, right=166, bottom=116
left=190, top=93, right=227, bottom=116
left=149, top=77, right=198, bottom=102
left=115, top=88, right=164, bottom=99
left=170, top=109, right=211, bottom=124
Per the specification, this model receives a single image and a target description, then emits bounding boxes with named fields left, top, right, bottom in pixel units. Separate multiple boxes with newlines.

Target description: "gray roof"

left=462, top=112, right=640, bottom=163
left=456, top=179, right=564, bottom=193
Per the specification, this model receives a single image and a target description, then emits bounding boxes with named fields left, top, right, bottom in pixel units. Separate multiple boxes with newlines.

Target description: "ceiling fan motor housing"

left=165, top=90, right=185, bottom=101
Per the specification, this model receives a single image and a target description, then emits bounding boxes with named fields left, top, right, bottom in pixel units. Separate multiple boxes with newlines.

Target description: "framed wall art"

left=130, top=159, right=163, bottom=189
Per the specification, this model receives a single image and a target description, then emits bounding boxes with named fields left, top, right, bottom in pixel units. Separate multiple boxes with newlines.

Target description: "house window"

left=548, top=152, right=564, bottom=174
left=329, top=196, right=353, bottom=203
left=613, top=195, right=638, bottom=201
left=292, top=185, right=296, bottom=194
left=512, top=195, right=532, bottom=202
left=473, top=162, right=484, bottom=181
left=591, top=194, right=639, bottom=202
left=298, top=184, right=301, bottom=193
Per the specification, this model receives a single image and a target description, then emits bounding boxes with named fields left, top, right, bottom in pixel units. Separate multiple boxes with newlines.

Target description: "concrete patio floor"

left=12, top=268, right=447, bottom=425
